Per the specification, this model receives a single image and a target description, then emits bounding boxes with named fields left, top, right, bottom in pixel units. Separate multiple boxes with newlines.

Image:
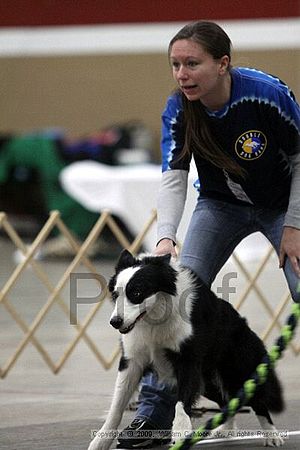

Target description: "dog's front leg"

left=88, top=361, right=143, bottom=450
left=172, top=402, right=193, bottom=443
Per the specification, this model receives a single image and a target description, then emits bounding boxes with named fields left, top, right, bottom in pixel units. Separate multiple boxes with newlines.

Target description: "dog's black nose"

left=110, top=316, right=123, bottom=329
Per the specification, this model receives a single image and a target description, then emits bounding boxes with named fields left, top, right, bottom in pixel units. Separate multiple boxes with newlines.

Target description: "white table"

left=60, top=161, right=198, bottom=251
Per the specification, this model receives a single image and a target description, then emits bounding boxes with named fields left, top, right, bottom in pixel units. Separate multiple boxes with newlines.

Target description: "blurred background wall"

left=0, top=0, right=299, bottom=159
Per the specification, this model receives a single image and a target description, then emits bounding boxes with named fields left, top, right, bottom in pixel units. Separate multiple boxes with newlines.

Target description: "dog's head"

left=108, top=249, right=177, bottom=334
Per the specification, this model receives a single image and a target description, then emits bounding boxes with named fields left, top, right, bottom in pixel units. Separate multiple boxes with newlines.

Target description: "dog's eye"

left=133, top=290, right=141, bottom=298
left=126, top=285, right=144, bottom=303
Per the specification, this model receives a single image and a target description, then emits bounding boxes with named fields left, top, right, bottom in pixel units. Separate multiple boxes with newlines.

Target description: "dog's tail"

left=265, top=368, right=285, bottom=413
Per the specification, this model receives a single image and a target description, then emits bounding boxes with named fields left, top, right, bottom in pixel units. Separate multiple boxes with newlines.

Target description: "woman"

left=118, top=21, right=300, bottom=448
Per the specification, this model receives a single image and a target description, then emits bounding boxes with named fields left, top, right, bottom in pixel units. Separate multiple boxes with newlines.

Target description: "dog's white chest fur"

left=120, top=269, right=194, bottom=383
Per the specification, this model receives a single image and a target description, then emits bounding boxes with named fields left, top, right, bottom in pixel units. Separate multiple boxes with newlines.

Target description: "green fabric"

left=0, top=136, right=99, bottom=239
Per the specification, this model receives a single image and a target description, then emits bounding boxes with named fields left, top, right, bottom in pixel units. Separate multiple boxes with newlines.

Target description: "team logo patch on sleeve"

left=235, top=130, right=267, bottom=160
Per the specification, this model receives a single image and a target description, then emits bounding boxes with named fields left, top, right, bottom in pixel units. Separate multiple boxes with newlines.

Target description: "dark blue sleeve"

left=161, top=92, right=190, bottom=172
left=269, top=82, right=300, bottom=156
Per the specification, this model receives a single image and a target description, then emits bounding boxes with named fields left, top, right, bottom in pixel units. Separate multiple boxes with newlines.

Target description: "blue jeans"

left=135, top=198, right=300, bottom=428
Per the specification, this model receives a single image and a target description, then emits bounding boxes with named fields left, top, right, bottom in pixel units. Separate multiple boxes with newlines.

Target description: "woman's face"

left=169, top=38, right=229, bottom=105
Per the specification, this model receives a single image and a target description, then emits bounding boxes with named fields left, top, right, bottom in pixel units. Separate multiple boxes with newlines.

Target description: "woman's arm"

left=156, top=169, right=188, bottom=256
left=156, top=93, right=190, bottom=255
left=281, top=152, right=300, bottom=276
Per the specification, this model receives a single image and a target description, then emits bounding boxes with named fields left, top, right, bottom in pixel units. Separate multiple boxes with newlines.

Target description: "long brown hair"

left=169, top=21, right=245, bottom=178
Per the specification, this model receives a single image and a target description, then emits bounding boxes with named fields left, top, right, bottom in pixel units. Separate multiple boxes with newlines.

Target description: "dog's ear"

left=109, top=250, right=137, bottom=295
left=115, top=249, right=136, bottom=273
left=160, top=253, right=172, bottom=263
left=141, top=253, right=172, bottom=266
left=153, top=254, right=172, bottom=264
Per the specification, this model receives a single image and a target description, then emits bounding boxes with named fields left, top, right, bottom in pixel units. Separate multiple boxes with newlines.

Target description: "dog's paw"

left=172, top=403, right=193, bottom=443
left=263, top=435, right=285, bottom=447
left=88, top=434, right=114, bottom=450
left=257, top=422, right=285, bottom=447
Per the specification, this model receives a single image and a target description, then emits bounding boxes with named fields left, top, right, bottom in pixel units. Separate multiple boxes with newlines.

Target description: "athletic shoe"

left=117, top=418, right=171, bottom=449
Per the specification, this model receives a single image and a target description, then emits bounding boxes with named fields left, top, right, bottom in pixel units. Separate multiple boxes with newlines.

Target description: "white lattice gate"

left=0, top=210, right=298, bottom=378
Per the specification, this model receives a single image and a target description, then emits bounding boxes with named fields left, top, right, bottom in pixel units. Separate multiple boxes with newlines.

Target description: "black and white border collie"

left=88, top=250, right=284, bottom=450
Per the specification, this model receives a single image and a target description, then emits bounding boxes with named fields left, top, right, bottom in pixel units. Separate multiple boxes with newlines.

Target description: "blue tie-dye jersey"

left=161, top=67, right=300, bottom=209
